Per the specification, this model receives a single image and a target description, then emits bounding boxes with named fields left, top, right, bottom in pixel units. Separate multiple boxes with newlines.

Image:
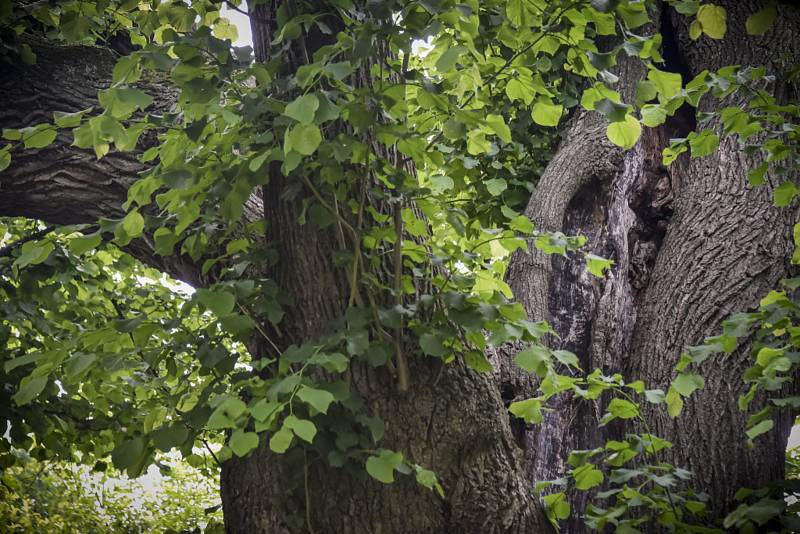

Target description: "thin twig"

left=203, top=439, right=223, bottom=468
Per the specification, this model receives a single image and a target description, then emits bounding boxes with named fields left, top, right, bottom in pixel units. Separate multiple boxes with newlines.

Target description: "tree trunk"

left=218, top=2, right=550, bottom=532
left=504, top=0, right=800, bottom=527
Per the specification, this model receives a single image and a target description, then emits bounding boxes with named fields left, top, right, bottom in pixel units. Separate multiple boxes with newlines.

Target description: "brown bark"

left=219, top=2, right=550, bottom=532
left=504, top=0, right=800, bottom=528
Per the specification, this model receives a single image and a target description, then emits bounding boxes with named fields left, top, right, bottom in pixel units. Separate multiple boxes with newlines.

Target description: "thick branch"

left=0, top=39, right=260, bottom=285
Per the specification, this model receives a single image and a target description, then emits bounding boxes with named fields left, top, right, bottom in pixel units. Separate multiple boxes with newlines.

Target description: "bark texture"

left=219, top=2, right=550, bottom=532
left=628, top=0, right=800, bottom=513
left=504, top=0, right=800, bottom=528
left=0, top=39, right=260, bottom=285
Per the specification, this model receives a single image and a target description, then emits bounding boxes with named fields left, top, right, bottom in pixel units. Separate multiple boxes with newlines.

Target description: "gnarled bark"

left=504, top=0, right=800, bottom=527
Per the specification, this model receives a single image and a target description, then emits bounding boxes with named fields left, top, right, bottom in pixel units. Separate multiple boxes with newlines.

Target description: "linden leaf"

left=696, top=4, right=727, bottom=40
left=366, top=449, right=404, bottom=484
left=607, top=114, right=642, bottom=149
left=531, top=99, right=563, bottom=127
left=283, top=94, right=320, bottom=125
left=229, top=429, right=260, bottom=458
left=746, top=3, right=776, bottom=36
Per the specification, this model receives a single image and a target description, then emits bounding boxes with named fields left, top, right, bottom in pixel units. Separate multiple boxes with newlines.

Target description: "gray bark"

left=0, top=39, right=259, bottom=285
left=503, top=0, right=800, bottom=528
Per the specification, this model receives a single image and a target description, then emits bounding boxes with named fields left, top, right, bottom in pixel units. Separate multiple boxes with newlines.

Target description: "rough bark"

left=219, top=2, right=551, bottom=532
left=504, top=0, right=800, bottom=527
left=0, top=21, right=551, bottom=534
left=628, top=0, right=800, bottom=514
left=0, top=39, right=260, bottom=284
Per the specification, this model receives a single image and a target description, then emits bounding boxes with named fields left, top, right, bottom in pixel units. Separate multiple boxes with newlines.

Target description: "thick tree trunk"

left=629, top=1, right=800, bottom=514
left=505, top=0, right=800, bottom=527
left=218, top=2, right=550, bottom=532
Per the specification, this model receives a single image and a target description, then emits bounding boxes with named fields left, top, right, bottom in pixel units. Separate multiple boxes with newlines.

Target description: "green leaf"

left=552, top=350, right=579, bottom=368
left=69, top=232, right=102, bottom=255
left=607, top=398, right=639, bottom=420
left=748, top=162, right=769, bottom=186
left=153, top=228, right=179, bottom=256
left=773, top=181, right=798, bottom=207
left=696, top=4, right=727, bottom=39
left=645, top=389, right=666, bottom=404
left=572, top=463, right=604, bottom=490
left=0, top=147, right=9, bottom=171
left=640, top=104, right=668, bottom=127
left=283, top=94, right=320, bottom=124
left=755, top=347, right=783, bottom=367
left=464, top=351, right=493, bottom=373
left=689, top=130, right=719, bottom=157
left=151, top=424, right=189, bottom=452
left=64, top=353, right=96, bottom=377
left=746, top=3, right=777, bottom=35
left=515, top=346, right=550, bottom=376
left=12, top=374, right=48, bottom=405
left=297, top=386, right=336, bottom=414
left=111, top=436, right=145, bottom=470
left=485, top=114, right=511, bottom=143
left=543, top=492, right=571, bottom=520
left=250, top=400, right=283, bottom=423
left=54, top=109, right=89, bottom=128
left=269, top=427, right=294, bottom=453
left=586, top=254, right=613, bottom=277
left=485, top=178, right=508, bottom=196
left=420, top=332, right=446, bottom=357
left=196, top=288, right=236, bottom=317
left=506, top=78, right=534, bottom=105
left=607, top=114, right=641, bottom=149
left=366, top=449, right=404, bottom=484
left=435, top=45, right=466, bottom=72
left=207, top=397, right=247, bottom=429
left=467, top=130, right=492, bottom=155
left=23, top=126, right=57, bottom=149
left=112, top=55, right=142, bottom=84
left=4, top=352, right=44, bottom=373
left=213, top=17, right=239, bottom=41
left=666, top=386, right=683, bottom=417
left=115, top=210, right=145, bottom=245
left=595, top=98, right=630, bottom=122
left=229, top=429, right=260, bottom=457
left=647, top=68, right=682, bottom=100
left=99, top=87, right=153, bottom=119
left=284, top=415, right=316, bottom=443
left=509, top=397, right=543, bottom=424
left=429, top=174, right=454, bottom=194
left=672, top=373, right=705, bottom=397
left=531, top=99, right=563, bottom=127
left=745, top=419, right=774, bottom=440
left=14, top=239, right=54, bottom=268
left=286, top=123, right=322, bottom=156
left=414, top=467, right=444, bottom=497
